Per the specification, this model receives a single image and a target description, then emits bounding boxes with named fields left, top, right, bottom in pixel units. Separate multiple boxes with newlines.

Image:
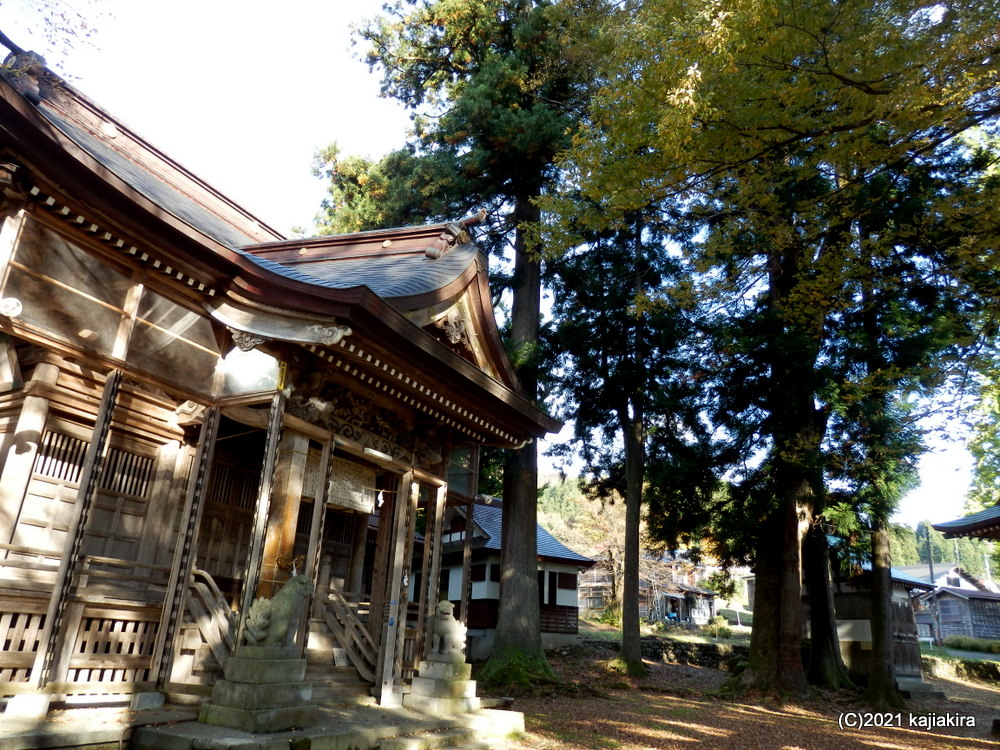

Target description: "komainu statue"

left=243, top=575, right=313, bottom=647
left=430, top=599, right=467, bottom=660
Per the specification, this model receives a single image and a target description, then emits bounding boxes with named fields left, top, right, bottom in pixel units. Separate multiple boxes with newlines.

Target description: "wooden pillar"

left=306, top=439, right=333, bottom=583
left=0, top=361, right=59, bottom=547
left=395, top=481, right=419, bottom=679
left=376, top=470, right=417, bottom=707
left=460, top=500, right=474, bottom=623
left=154, top=406, right=220, bottom=686
left=236, top=392, right=285, bottom=646
left=368, top=475, right=398, bottom=652
left=260, top=429, right=310, bottom=596
left=347, top=510, right=368, bottom=596
left=419, top=483, right=447, bottom=658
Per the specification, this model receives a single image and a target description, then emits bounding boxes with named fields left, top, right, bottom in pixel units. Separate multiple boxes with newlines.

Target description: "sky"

left=0, top=0, right=980, bottom=530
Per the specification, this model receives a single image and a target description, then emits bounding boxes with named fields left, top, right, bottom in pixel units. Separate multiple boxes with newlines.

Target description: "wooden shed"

left=0, top=51, right=558, bottom=717
left=916, top=587, right=1000, bottom=642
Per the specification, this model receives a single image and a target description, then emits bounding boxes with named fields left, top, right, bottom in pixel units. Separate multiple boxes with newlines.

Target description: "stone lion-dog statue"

left=430, top=599, right=467, bottom=660
left=243, top=575, right=313, bottom=647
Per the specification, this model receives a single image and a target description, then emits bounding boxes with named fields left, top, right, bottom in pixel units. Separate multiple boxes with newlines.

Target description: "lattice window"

left=938, top=597, right=961, bottom=622
left=206, top=461, right=257, bottom=512
left=32, top=431, right=87, bottom=483
left=99, top=448, right=153, bottom=497
left=24, top=431, right=156, bottom=562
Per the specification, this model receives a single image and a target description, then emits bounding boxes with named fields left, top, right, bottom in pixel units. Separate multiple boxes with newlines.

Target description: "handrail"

left=321, top=589, right=376, bottom=683
left=187, top=569, right=235, bottom=669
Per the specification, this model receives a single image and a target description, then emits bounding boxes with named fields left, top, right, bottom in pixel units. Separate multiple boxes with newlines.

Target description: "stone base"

left=403, top=658, right=480, bottom=717
left=405, top=693, right=482, bottom=716
left=3, top=692, right=51, bottom=718
left=199, top=644, right=317, bottom=732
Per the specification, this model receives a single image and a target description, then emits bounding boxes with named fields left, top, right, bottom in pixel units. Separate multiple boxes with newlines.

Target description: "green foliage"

left=703, top=616, right=733, bottom=640
left=702, top=571, right=738, bottom=602
left=348, top=0, right=591, bottom=252
left=942, top=635, right=1000, bottom=655
left=912, top=521, right=994, bottom=581
left=311, top=144, right=460, bottom=234
left=888, top=524, right=921, bottom=567
left=595, top=603, right=622, bottom=628
left=969, top=374, right=1000, bottom=511
left=543, top=0, right=1000, bottom=695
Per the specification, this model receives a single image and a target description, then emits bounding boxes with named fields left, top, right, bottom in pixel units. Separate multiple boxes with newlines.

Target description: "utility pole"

left=926, top=533, right=941, bottom=646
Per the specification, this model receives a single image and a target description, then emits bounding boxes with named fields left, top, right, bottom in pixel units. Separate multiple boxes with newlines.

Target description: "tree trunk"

left=777, top=487, right=811, bottom=694
left=864, top=519, right=905, bottom=708
left=744, top=509, right=783, bottom=692
left=743, top=239, right=823, bottom=696
left=620, top=409, right=646, bottom=675
left=743, top=440, right=812, bottom=695
left=480, top=194, right=553, bottom=689
left=803, top=519, right=854, bottom=688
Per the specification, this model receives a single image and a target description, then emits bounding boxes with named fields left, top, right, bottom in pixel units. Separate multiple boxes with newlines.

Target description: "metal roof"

left=39, top=105, right=264, bottom=250
left=888, top=567, right=936, bottom=590
left=466, top=503, right=594, bottom=565
left=926, top=586, right=1000, bottom=602
left=38, top=103, right=484, bottom=304
left=255, top=243, right=482, bottom=299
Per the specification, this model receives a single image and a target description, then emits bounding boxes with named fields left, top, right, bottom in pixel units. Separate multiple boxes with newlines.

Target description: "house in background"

left=915, top=587, right=1000, bottom=642
left=646, top=582, right=717, bottom=625
left=580, top=555, right=719, bottom=626
left=436, top=499, right=594, bottom=660
left=922, top=506, right=1000, bottom=642
left=893, top=563, right=998, bottom=594
left=578, top=566, right=614, bottom=613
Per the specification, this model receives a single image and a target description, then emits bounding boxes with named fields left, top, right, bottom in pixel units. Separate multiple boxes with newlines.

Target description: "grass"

left=578, top=617, right=753, bottom=647
left=920, top=643, right=958, bottom=659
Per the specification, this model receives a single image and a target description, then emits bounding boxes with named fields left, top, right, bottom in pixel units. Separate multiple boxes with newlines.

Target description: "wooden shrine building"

left=0, top=51, right=558, bottom=717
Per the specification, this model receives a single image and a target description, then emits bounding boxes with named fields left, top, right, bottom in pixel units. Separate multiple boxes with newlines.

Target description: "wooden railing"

left=540, top=604, right=580, bottom=634
left=186, top=569, right=235, bottom=670
left=319, top=589, right=376, bottom=682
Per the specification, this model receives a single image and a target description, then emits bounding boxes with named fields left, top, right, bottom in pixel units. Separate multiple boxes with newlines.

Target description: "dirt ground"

left=501, top=642, right=1000, bottom=750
